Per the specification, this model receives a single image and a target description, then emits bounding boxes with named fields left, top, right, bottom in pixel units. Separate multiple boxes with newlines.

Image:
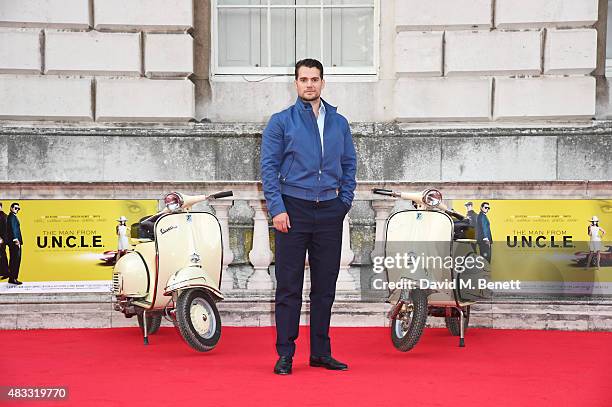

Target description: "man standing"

left=464, top=202, right=477, bottom=228
left=261, top=59, right=357, bottom=375
left=0, top=203, right=9, bottom=280
left=476, top=202, right=492, bottom=264
left=7, top=202, right=23, bottom=285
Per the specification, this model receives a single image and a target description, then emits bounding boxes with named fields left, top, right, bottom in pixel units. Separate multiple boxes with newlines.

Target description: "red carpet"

left=2, top=326, right=611, bottom=406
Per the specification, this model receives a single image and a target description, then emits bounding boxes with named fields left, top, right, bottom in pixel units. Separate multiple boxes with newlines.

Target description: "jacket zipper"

left=306, top=108, right=324, bottom=203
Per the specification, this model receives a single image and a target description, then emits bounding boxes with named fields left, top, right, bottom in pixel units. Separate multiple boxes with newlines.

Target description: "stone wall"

left=0, top=0, right=607, bottom=123
left=0, top=0, right=195, bottom=122
left=393, top=0, right=598, bottom=121
left=0, top=123, right=610, bottom=182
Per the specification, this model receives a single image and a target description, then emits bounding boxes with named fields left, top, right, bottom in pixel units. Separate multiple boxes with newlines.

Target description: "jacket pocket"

left=280, top=153, right=295, bottom=182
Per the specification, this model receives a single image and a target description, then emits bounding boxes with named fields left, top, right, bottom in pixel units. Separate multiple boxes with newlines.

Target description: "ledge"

left=1, top=120, right=612, bottom=138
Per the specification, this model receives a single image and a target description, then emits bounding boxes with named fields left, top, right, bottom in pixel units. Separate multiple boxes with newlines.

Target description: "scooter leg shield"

left=164, top=266, right=224, bottom=300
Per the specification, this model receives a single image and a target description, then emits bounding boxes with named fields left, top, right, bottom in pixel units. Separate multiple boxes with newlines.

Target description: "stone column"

left=209, top=199, right=234, bottom=291
left=337, top=214, right=357, bottom=291
left=247, top=199, right=274, bottom=290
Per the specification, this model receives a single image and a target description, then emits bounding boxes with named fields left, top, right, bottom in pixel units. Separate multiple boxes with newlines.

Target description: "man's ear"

left=321, top=79, right=325, bottom=92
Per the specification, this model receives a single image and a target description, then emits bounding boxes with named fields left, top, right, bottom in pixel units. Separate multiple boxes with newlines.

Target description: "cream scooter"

left=113, top=190, right=232, bottom=352
left=372, top=188, right=491, bottom=351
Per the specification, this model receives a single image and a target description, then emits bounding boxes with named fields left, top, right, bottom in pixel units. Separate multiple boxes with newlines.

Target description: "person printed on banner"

left=116, top=216, right=130, bottom=262
left=464, top=201, right=478, bottom=228
left=586, top=216, right=606, bottom=270
left=476, top=202, right=493, bottom=264
left=7, top=202, right=23, bottom=285
left=0, top=203, right=9, bottom=281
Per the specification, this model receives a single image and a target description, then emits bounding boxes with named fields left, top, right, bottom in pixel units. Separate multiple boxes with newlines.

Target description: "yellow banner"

left=452, top=199, right=612, bottom=283
left=2, top=199, right=158, bottom=282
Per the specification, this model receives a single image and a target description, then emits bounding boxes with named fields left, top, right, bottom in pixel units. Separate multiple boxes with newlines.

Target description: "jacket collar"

left=294, top=97, right=337, bottom=115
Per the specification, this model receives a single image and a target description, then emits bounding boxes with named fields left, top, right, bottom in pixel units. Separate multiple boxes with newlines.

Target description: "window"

left=211, top=0, right=378, bottom=76
left=607, top=0, right=612, bottom=75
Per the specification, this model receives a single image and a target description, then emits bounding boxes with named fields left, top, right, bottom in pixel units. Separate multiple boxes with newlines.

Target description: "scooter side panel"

left=114, top=252, right=148, bottom=297
left=385, top=210, right=455, bottom=303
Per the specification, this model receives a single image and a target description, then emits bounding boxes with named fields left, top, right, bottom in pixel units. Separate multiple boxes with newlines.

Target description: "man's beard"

left=300, top=94, right=320, bottom=102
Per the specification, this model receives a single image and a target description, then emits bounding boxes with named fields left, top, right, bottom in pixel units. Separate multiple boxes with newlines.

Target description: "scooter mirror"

left=423, top=189, right=442, bottom=207
left=164, top=192, right=184, bottom=211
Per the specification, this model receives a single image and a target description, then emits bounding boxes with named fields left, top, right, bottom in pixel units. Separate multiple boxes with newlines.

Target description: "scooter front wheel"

left=390, top=288, right=428, bottom=352
left=176, top=289, right=221, bottom=352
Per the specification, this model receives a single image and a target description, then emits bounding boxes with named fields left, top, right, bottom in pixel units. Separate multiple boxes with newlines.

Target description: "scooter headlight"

left=422, top=189, right=442, bottom=207
left=164, top=192, right=184, bottom=212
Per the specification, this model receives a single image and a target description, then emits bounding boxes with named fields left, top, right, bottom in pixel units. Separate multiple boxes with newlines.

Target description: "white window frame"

left=606, top=0, right=612, bottom=76
left=210, top=0, right=380, bottom=77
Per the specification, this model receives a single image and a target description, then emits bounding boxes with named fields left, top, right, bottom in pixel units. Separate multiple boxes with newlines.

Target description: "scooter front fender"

left=164, top=266, right=224, bottom=301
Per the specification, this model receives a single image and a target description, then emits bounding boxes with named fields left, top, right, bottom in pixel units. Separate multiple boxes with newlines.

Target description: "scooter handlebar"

left=209, top=190, right=233, bottom=200
left=372, top=188, right=398, bottom=197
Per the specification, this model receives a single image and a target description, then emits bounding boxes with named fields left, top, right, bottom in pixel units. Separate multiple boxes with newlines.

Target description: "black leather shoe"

left=0, top=275, right=8, bottom=280
left=309, top=355, right=348, bottom=371
left=274, top=356, right=292, bottom=375
left=8, top=279, right=22, bottom=285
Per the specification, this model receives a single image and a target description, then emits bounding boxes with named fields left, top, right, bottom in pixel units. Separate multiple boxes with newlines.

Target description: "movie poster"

left=0, top=199, right=158, bottom=293
left=452, top=199, right=612, bottom=295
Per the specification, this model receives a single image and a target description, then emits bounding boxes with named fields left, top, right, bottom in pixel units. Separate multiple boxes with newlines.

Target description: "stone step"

left=1, top=292, right=611, bottom=331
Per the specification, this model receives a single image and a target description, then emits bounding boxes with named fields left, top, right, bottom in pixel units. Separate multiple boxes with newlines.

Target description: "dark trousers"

left=478, top=241, right=492, bottom=264
left=8, top=243, right=21, bottom=280
left=274, top=194, right=347, bottom=358
left=0, top=243, right=8, bottom=276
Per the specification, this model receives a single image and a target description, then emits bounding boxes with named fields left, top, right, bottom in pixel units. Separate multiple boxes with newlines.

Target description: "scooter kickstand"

left=458, top=307, right=465, bottom=348
left=143, top=310, right=149, bottom=346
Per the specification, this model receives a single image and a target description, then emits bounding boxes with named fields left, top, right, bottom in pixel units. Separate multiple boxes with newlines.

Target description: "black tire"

left=390, top=289, right=428, bottom=352
left=445, top=306, right=470, bottom=336
left=175, top=289, right=221, bottom=352
left=137, top=311, right=162, bottom=335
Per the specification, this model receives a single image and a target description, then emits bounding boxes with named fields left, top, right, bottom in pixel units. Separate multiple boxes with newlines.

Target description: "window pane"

left=323, top=0, right=373, bottom=4
left=270, top=8, right=296, bottom=66
left=329, top=0, right=373, bottom=66
left=296, top=0, right=323, bottom=62
left=218, top=0, right=253, bottom=4
left=218, top=1, right=267, bottom=67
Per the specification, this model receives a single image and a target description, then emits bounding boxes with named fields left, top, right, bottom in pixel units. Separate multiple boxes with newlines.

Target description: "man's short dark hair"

left=481, top=202, right=490, bottom=209
left=10, top=202, right=19, bottom=209
left=295, top=58, right=323, bottom=80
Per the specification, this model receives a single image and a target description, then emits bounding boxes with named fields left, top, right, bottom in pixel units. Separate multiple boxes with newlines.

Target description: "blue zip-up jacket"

left=261, top=97, right=357, bottom=218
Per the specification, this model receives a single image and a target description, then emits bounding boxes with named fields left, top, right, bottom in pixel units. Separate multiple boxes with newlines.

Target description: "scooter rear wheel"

left=390, top=288, right=428, bottom=352
left=176, top=289, right=221, bottom=352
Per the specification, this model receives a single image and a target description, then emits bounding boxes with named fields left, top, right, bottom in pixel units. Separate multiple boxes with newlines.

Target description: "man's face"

left=481, top=204, right=490, bottom=213
left=465, top=204, right=473, bottom=211
left=11, top=205, right=20, bottom=214
left=295, top=66, right=325, bottom=102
